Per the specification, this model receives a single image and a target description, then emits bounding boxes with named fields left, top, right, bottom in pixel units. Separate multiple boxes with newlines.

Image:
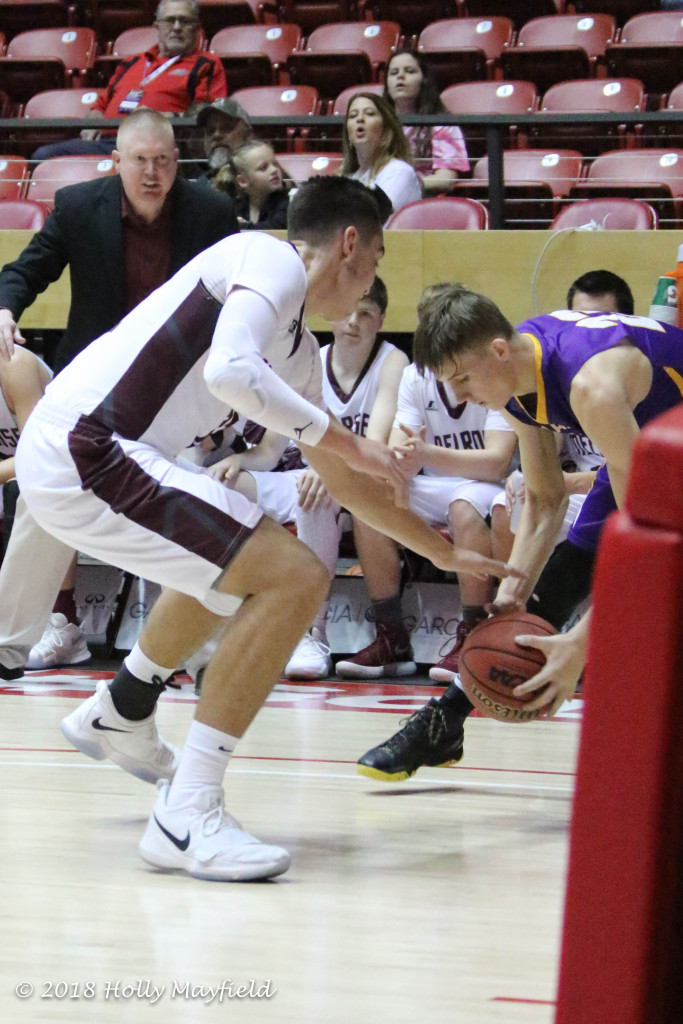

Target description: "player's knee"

left=448, top=499, right=480, bottom=532
left=289, top=547, right=329, bottom=609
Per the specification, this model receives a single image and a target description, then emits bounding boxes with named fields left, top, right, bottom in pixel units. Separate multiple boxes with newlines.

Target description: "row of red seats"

left=1, top=146, right=682, bottom=223
left=2, top=11, right=682, bottom=113
left=3, top=76, right=683, bottom=162
left=0, top=3, right=658, bottom=51
left=0, top=191, right=661, bottom=232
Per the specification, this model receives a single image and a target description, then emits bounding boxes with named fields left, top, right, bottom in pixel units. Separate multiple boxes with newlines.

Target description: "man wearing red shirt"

left=33, top=0, right=227, bottom=160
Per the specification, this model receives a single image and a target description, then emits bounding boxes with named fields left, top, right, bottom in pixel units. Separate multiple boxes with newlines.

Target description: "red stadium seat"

left=386, top=196, right=489, bottom=229
left=276, top=150, right=342, bottom=183
left=287, top=22, right=400, bottom=101
left=457, top=149, right=584, bottom=228
left=440, top=80, right=539, bottom=158
left=26, top=155, right=116, bottom=210
left=108, top=26, right=159, bottom=56
left=606, top=12, right=683, bottom=102
left=17, top=88, right=104, bottom=157
left=532, top=78, right=646, bottom=156
left=0, top=198, right=47, bottom=229
left=229, top=84, right=320, bottom=148
left=0, top=155, right=29, bottom=200
left=24, top=87, right=104, bottom=119
left=514, top=13, right=616, bottom=70
left=569, top=147, right=683, bottom=227
left=210, top=24, right=301, bottom=89
left=471, top=149, right=584, bottom=198
left=417, top=17, right=514, bottom=91
left=7, top=28, right=98, bottom=85
left=551, top=196, right=657, bottom=230
left=331, top=82, right=383, bottom=115
left=657, top=81, right=683, bottom=148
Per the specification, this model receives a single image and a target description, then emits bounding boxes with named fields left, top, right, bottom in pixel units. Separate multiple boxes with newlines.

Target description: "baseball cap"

left=196, top=98, right=251, bottom=127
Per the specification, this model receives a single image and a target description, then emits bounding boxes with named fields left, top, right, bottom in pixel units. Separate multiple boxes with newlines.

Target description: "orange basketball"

left=459, top=612, right=558, bottom=723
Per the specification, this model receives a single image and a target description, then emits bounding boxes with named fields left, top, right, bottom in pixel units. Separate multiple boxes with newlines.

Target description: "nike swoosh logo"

left=92, top=717, right=131, bottom=733
left=218, top=745, right=231, bottom=752
left=154, top=813, right=191, bottom=851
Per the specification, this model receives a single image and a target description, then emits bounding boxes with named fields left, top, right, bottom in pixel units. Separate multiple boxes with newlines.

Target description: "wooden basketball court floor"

left=0, top=669, right=581, bottom=1024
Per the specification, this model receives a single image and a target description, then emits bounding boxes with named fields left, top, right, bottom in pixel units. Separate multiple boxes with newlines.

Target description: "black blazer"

left=0, top=174, right=239, bottom=371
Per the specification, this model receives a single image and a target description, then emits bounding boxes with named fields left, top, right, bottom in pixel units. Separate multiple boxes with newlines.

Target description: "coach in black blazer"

left=0, top=121, right=239, bottom=372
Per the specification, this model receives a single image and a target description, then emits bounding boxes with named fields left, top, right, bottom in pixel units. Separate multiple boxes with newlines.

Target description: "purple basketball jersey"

left=505, top=311, right=683, bottom=550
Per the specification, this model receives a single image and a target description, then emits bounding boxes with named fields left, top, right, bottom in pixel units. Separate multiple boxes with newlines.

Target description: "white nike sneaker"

left=139, top=781, right=291, bottom=882
left=284, top=627, right=332, bottom=680
left=27, top=613, right=91, bottom=669
left=61, top=681, right=180, bottom=784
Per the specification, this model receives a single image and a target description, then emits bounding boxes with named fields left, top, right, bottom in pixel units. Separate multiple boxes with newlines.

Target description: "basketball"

left=459, top=612, right=558, bottom=723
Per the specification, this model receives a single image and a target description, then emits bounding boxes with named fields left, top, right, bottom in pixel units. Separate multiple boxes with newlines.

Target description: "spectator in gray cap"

left=194, top=98, right=254, bottom=184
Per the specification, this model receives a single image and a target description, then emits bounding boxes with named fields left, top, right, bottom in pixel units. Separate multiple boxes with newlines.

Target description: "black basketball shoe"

left=357, top=696, right=466, bottom=782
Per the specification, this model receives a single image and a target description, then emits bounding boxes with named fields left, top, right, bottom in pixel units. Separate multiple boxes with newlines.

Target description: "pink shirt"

left=403, top=124, right=469, bottom=175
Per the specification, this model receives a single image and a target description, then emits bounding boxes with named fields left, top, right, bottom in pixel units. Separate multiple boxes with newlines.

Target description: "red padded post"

left=555, top=405, right=683, bottom=1024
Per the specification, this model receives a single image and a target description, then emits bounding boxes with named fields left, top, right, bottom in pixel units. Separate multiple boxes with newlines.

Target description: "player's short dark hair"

left=566, top=270, right=634, bottom=315
left=413, top=284, right=514, bottom=375
left=287, top=176, right=383, bottom=245
left=366, top=275, right=388, bottom=315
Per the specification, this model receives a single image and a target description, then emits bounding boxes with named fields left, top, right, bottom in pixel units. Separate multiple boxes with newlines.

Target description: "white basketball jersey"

left=40, top=233, right=324, bottom=461
left=321, top=339, right=398, bottom=436
left=394, top=364, right=512, bottom=477
left=0, top=352, right=52, bottom=460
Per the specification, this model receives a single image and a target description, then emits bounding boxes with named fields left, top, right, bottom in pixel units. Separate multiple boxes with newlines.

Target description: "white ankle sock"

left=166, top=720, right=238, bottom=810
left=124, top=643, right=176, bottom=685
left=311, top=600, right=330, bottom=639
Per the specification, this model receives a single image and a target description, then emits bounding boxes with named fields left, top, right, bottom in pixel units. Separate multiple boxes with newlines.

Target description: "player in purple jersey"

left=411, top=284, right=683, bottom=717
left=360, top=273, right=639, bottom=783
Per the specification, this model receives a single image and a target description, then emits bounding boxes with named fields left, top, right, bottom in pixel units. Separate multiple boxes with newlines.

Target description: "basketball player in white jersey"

left=16, top=177, right=521, bottom=882
left=337, top=288, right=517, bottom=681
left=211, top=276, right=409, bottom=679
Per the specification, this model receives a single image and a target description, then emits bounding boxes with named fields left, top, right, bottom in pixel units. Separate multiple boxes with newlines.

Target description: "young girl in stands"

left=384, top=49, right=469, bottom=194
left=341, top=92, right=422, bottom=219
left=215, top=140, right=289, bottom=230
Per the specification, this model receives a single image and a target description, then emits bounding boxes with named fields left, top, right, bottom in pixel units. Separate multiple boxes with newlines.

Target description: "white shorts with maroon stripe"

left=16, top=405, right=263, bottom=616
left=409, top=476, right=505, bottom=526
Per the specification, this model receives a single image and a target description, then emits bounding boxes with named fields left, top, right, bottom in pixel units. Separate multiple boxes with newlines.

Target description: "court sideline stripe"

left=0, top=747, right=577, bottom=777
left=0, top=760, right=573, bottom=792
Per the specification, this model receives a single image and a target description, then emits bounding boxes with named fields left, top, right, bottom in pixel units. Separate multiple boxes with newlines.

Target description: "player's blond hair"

left=414, top=284, right=514, bottom=375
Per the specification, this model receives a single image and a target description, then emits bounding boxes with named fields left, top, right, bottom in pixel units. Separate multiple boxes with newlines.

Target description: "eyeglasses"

left=156, top=16, right=198, bottom=27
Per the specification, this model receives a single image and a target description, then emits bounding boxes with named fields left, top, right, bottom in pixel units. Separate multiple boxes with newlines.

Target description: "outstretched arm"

left=302, top=440, right=525, bottom=582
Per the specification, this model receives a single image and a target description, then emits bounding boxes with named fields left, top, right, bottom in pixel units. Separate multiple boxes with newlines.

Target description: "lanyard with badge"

left=118, top=55, right=181, bottom=113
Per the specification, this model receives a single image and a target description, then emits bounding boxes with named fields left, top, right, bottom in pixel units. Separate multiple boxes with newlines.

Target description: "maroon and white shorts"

left=17, top=405, right=263, bottom=616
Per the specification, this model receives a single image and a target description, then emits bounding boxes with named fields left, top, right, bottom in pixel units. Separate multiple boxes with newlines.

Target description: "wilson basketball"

left=459, top=612, right=558, bottom=723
